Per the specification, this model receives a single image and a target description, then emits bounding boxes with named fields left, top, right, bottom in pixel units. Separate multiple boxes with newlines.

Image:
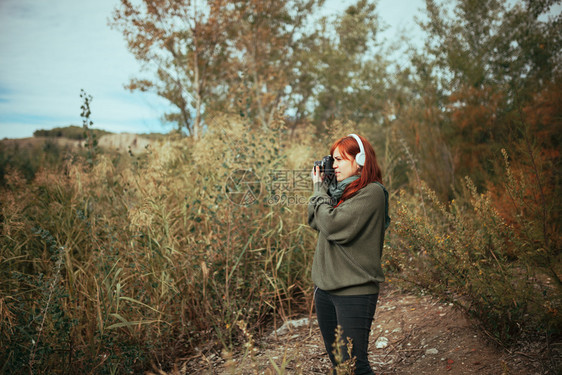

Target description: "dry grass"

left=0, top=116, right=318, bottom=374
left=1, top=117, right=559, bottom=374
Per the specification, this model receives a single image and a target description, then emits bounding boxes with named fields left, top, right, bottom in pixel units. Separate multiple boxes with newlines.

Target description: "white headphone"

left=348, top=134, right=366, bottom=166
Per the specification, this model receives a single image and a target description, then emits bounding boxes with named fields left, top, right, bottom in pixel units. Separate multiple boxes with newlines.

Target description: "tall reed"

left=0, top=115, right=318, bottom=373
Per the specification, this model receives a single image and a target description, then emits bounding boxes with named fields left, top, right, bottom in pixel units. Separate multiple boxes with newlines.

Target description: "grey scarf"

left=328, top=175, right=360, bottom=202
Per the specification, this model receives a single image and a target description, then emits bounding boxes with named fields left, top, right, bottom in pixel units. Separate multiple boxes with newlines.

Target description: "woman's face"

left=333, top=146, right=359, bottom=182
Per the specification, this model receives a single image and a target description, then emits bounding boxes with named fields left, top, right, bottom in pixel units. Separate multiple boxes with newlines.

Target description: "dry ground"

left=165, top=285, right=559, bottom=375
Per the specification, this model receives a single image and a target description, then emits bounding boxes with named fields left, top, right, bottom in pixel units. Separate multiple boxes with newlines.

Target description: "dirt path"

left=178, top=285, right=554, bottom=374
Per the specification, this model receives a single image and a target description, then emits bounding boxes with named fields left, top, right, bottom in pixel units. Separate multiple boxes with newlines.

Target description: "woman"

left=309, top=134, right=390, bottom=374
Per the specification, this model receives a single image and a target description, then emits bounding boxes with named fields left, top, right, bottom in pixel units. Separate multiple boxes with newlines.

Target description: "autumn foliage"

left=1, top=0, right=561, bottom=373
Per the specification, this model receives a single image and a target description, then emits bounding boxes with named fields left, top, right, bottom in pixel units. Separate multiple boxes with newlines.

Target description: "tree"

left=410, top=0, right=562, bottom=191
left=112, top=0, right=233, bottom=138
left=111, top=0, right=326, bottom=136
left=306, top=0, right=390, bottom=128
left=206, top=0, right=326, bottom=130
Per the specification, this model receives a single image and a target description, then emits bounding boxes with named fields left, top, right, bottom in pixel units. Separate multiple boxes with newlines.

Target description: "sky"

left=0, top=0, right=428, bottom=139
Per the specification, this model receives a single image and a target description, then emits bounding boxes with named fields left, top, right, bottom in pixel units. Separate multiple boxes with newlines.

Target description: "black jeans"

left=314, top=287, right=379, bottom=375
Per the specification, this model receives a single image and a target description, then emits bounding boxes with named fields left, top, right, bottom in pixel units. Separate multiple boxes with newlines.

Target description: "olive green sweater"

left=308, top=181, right=388, bottom=296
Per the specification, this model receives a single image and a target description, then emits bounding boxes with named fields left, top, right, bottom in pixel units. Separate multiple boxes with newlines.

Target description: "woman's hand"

left=311, top=165, right=323, bottom=184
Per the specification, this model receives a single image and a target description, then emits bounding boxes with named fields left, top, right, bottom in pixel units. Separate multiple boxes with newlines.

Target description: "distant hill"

left=31, top=125, right=168, bottom=143
left=2, top=125, right=173, bottom=155
left=33, top=125, right=111, bottom=140
left=0, top=126, right=167, bottom=185
left=29, top=125, right=169, bottom=153
left=97, top=133, right=153, bottom=154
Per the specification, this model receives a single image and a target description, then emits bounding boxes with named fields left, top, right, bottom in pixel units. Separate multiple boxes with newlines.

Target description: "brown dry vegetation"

left=2, top=0, right=561, bottom=372
left=1, top=116, right=560, bottom=375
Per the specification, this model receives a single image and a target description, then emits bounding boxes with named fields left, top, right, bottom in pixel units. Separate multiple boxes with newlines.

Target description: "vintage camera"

left=314, top=155, right=336, bottom=183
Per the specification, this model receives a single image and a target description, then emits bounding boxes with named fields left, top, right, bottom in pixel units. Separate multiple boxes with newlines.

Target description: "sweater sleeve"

left=308, top=183, right=384, bottom=245
left=307, top=182, right=330, bottom=231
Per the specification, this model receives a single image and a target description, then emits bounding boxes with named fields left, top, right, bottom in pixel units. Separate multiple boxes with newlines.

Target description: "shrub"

left=386, top=148, right=561, bottom=345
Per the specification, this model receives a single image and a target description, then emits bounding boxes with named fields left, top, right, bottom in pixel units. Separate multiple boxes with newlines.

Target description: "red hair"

left=330, top=134, right=382, bottom=202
